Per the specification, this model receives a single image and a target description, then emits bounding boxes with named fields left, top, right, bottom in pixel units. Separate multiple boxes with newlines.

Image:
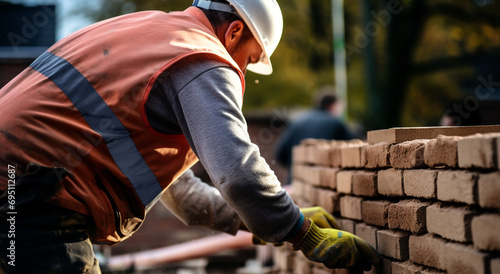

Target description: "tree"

left=349, top=0, right=500, bottom=129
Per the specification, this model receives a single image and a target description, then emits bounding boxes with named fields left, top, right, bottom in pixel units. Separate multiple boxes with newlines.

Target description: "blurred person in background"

left=0, top=0, right=379, bottom=273
left=275, top=88, right=355, bottom=184
left=440, top=98, right=484, bottom=126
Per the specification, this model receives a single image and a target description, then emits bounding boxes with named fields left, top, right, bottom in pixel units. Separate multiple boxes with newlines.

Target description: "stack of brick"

left=272, top=130, right=500, bottom=274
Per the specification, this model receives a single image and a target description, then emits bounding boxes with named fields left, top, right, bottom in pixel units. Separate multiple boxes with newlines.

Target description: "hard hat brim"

left=247, top=58, right=273, bottom=75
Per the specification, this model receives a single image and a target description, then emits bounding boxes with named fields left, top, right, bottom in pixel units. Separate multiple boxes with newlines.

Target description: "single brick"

left=292, top=145, right=307, bottom=164
left=316, top=188, right=340, bottom=214
left=390, top=139, right=429, bottom=169
left=388, top=199, right=429, bottom=234
left=392, top=261, right=445, bottom=274
left=293, top=254, right=313, bottom=274
left=436, top=170, right=478, bottom=205
left=291, top=180, right=306, bottom=201
left=409, top=234, right=447, bottom=270
left=443, top=242, right=490, bottom=274
left=330, top=146, right=343, bottom=167
left=313, top=145, right=332, bottom=166
left=352, top=171, right=378, bottom=197
left=341, top=144, right=367, bottom=168
left=424, top=135, right=461, bottom=168
left=330, top=140, right=363, bottom=167
left=337, top=218, right=357, bottom=234
left=362, top=142, right=391, bottom=169
left=426, top=203, right=474, bottom=242
left=498, top=137, right=500, bottom=170
left=491, top=257, right=500, bottom=274
left=458, top=133, right=499, bottom=169
left=377, top=230, right=409, bottom=260
left=304, top=144, right=316, bottom=165
left=403, top=169, right=437, bottom=199
left=381, top=257, right=393, bottom=274
left=304, top=166, right=322, bottom=186
left=378, top=168, right=404, bottom=196
left=471, top=213, right=500, bottom=252
left=320, top=167, right=338, bottom=190
left=477, top=172, right=500, bottom=209
left=355, top=223, right=378, bottom=249
left=292, top=164, right=302, bottom=181
left=339, top=196, right=364, bottom=220
left=362, top=200, right=391, bottom=227
left=336, top=170, right=355, bottom=194
left=273, top=248, right=294, bottom=272
left=304, top=184, right=317, bottom=204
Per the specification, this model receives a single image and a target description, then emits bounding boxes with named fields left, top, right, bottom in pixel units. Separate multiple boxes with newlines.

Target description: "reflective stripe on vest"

left=30, top=51, right=162, bottom=206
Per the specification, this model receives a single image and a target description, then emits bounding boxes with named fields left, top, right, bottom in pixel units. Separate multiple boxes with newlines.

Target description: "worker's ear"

left=224, top=20, right=245, bottom=52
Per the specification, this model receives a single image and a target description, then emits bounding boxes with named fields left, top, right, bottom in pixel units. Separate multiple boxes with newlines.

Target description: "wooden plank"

left=367, top=125, right=500, bottom=144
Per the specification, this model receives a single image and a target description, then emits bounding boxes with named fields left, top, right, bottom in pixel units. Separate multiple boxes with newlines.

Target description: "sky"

left=5, top=0, right=98, bottom=40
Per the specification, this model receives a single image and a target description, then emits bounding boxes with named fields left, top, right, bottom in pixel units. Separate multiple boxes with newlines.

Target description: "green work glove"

left=293, top=219, right=380, bottom=271
left=252, top=207, right=339, bottom=245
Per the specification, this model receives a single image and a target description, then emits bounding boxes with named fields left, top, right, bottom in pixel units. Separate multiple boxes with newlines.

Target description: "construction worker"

left=0, top=0, right=380, bottom=273
left=275, top=89, right=355, bottom=184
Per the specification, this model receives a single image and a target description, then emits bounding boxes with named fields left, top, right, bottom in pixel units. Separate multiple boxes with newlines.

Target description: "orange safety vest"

left=0, top=7, right=245, bottom=244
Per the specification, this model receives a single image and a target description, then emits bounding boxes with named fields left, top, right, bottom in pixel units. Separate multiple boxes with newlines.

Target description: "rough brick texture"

left=443, top=242, right=490, bottom=274
left=390, top=139, right=429, bottom=169
left=424, top=135, right=461, bottom=168
left=388, top=199, right=429, bottom=234
left=477, top=172, right=500, bottom=209
left=471, top=214, right=500, bottom=252
left=392, top=261, right=445, bottom=274
left=352, top=171, right=378, bottom=197
left=436, top=170, right=478, bottom=205
left=426, top=203, right=474, bottom=242
left=337, top=218, right=356, bottom=234
left=355, top=223, right=378, bottom=248
left=362, top=142, right=391, bottom=169
left=282, top=130, right=500, bottom=274
left=316, top=188, right=340, bottom=214
left=330, top=146, right=343, bottom=168
left=339, top=196, right=363, bottom=220
left=362, top=200, right=391, bottom=227
left=293, top=255, right=313, bottom=274
left=313, top=144, right=332, bottom=166
left=491, top=258, right=500, bottom=274
left=404, top=169, right=437, bottom=199
left=409, top=234, right=447, bottom=270
left=498, top=137, right=500, bottom=170
left=320, top=167, right=338, bottom=190
left=377, top=230, right=409, bottom=260
left=378, top=168, right=404, bottom=196
left=336, top=170, right=355, bottom=194
left=341, top=144, right=367, bottom=168
left=273, top=247, right=294, bottom=272
left=458, top=133, right=499, bottom=169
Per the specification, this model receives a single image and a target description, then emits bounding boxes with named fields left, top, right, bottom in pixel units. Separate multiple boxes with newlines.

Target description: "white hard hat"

left=193, top=0, right=283, bottom=75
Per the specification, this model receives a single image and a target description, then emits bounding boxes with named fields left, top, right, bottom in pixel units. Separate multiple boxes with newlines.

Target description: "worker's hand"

left=250, top=207, right=338, bottom=246
left=251, top=206, right=339, bottom=246
left=293, top=219, right=380, bottom=271
left=300, top=207, right=340, bottom=229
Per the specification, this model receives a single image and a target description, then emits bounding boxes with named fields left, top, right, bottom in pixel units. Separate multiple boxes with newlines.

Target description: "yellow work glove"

left=252, top=207, right=339, bottom=245
left=293, top=219, right=380, bottom=272
left=300, top=207, right=340, bottom=229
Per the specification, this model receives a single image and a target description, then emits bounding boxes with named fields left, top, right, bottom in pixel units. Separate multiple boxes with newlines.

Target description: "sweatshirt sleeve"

left=161, top=58, right=300, bottom=242
left=160, top=169, right=242, bottom=235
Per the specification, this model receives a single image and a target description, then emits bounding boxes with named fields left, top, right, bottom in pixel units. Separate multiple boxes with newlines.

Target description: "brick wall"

left=273, top=130, right=500, bottom=274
